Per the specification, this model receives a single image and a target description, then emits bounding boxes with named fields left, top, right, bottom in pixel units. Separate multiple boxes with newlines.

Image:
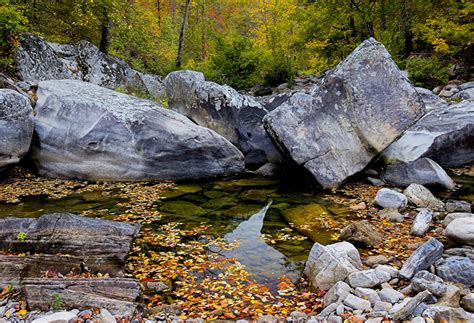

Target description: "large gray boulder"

left=263, top=38, right=424, bottom=188
left=403, top=183, right=445, bottom=211
left=384, top=100, right=474, bottom=168
left=164, top=70, right=281, bottom=166
left=31, top=80, right=244, bottom=181
left=16, top=34, right=163, bottom=98
left=0, top=89, right=34, bottom=169
left=382, top=158, right=455, bottom=190
left=304, top=241, right=362, bottom=290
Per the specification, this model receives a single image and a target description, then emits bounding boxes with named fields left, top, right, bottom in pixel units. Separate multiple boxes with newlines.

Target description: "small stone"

left=350, top=202, right=367, bottom=211
left=375, top=188, right=408, bottom=209
left=289, top=311, right=307, bottom=321
left=99, top=309, right=116, bottom=323
left=347, top=267, right=392, bottom=288
left=323, top=281, right=352, bottom=306
left=367, top=177, right=385, bottom=186
left=375, top=265, right=398, bottom=278
left=411, top=270, right=447, bottom=297
left=413, top=302, right=428, bottom=316
left=446, top=201, right=472, bottom=213
left=31, top=311, right=77, bottom=323
left=374, top=301, right=392, bottom=312
left=403, top=184, right=445, bottom=211
left=443, top=212, right=474, bottom=227
left=343, top=294, right=371, bottom=311
left=378, top=208, right=404, bottom=222
left=445, top=217, right=474, bottom=246
left=399, top=238, right=444, bottom=279
left=391, top=291, right=432, bottom=321
left=317, top=303, right=338, bottom=318
left=365, top=318, right=383, bottom=323
left=410, top=317, right=425, bottom=323
left=378, top=288, right=404, bottom=304
left=461, top=293, right=474, bottom=312
left=327, top=315, right=342, bottom=323
left=436, top=284, right=461, bottom=307
left=364, top=255, right=389, bottom=267
left=354, top=287, right=381, bottom=305
left=436, top=256, right=474, bottom=286
left=411, top=209, right=433, bottom=237
left=336, top=303, right=346, bottom=315
left=423, top=305, right=471, bottom=321
left=340, top=220, right=382, bottom=247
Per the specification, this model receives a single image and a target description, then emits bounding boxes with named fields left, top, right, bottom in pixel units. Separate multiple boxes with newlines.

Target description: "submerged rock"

left=304, top=241, right=362, bottom=290
left=264, top=38, right=424, bottom=188
left=31, top=80, right=244, bottom=181
left=164, top=70, right=281, bottom=166
left=382, top=158, right=455, bottom=190
left=340, top=221, right=382, bottom=247
left=384, top=100, right=474, bottom=168
left=0, top=89, right=34, bottom=170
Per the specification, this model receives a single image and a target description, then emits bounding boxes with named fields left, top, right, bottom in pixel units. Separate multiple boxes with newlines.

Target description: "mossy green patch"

left=159, top=200, right=206, bottom=216
left=161, top=185, right=202, bottom=199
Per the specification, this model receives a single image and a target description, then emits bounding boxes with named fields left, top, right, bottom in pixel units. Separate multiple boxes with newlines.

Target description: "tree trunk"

left=99, top=5, right=110, bottom=54
left=201, top=0, right=206, bottom=60
left=156, top=0, right=161, bottom=27
left=380, top=0, right=386, bottom=31
left=176, top=0, right=191, bottom=68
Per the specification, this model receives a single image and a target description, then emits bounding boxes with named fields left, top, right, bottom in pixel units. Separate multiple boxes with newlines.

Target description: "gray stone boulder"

left=399, top=238, right=444, bottom=279
left=382, top=158, right=455, bottom=190
left=339, top=220, right=382, bottom=247
left=445, top=201, right=472, bottom=213
left=346, top=267, right=392, bottom=288
left=443, top=213, right=474, bottom=227
left=263, top=38, right=424, bottom=188
left=378, top=288, right=404, bottom=304
left=411, top=270, right=447, bottom=297
left=375, top=188, right=407, bottom=210
left=343, top=293, right=371, bottom=311
left=411, top=209, right=433, bottom=237
left=403, top=184, right=445, bottom=210
left=16, top=34, right=163, bottom=98
left=445, top=217, right=474, bottom=246
left=423, top=305, right=473, bottom=322
left=384, top=100, right=474, bottom=168
left=31, top=80, right=244, bottom=181
left=415, top=87, right=448, bottom=111
left=354, top=287, right=381, bottom=306
left=164, top=70, right=281, bottom=166
left=0, top=89, right=34, bottom=169
left=304, top=241, right=362, bottom=290
left=323, top=281, right=352, bottom=306
left=461, top=293, right=474, bottom=312
left=436, top=256, right=474, bottom=287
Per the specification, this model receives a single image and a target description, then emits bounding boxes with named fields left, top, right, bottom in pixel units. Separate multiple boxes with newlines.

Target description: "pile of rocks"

left=302, top=182, right=473, bottom=322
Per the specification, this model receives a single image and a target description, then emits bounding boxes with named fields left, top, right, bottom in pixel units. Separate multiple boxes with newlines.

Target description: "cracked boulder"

left=31, top=79, right=244, bottom=181
left=164, top=70, right=281, bottom=166
left=0, top=89, right=34, bottom=170
left=264, top=38, right=424, bottom=188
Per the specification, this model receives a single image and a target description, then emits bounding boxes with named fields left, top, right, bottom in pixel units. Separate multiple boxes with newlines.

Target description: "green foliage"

left=406, top=56, right=450, bottom=88
left=7, top=0, right=473, bottom=88
left=0, top=0, right=27, bottom=70
left=16, top=231, right=27, bottom=242
left=52, top=293, right=62, bottom=311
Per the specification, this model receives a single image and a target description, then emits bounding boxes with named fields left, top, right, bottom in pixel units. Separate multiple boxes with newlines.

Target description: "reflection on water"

left=221, top=201, right=300, bottom=285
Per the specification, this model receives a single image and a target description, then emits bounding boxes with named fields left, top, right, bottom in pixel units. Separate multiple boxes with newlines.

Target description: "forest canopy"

left=1, top=0, right=473, bottom=89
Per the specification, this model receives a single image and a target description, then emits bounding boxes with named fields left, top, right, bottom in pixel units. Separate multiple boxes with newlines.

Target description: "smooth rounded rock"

left=445, top=217, right=474, bottom=246
left=375, top=188, right=408, bottom=210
